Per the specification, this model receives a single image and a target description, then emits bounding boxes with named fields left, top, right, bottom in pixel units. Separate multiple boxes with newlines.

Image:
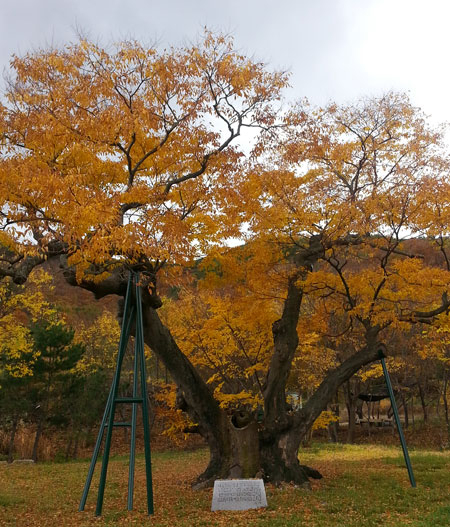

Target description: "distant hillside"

left=39, top=258, right=120, bottom=326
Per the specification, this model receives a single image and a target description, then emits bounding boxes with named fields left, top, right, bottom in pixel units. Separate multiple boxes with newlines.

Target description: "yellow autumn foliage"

left=0, top=269, right=57, bottom=377
left=312, top=410, right=340, bottom=431
left=73, top=311, right=121, bottom=372
left=0, top=32, right=288, bottom=280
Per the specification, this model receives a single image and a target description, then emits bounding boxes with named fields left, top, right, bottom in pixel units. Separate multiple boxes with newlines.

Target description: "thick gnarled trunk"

left=140, top=287, right=319, bottom=487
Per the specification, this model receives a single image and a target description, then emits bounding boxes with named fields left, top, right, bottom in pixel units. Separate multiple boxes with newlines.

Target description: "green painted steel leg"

left=95, top=276, right=136, bottom=516
left=95, top=311, right=136, bottom=515
left=127, top=330, right=139, bottom=510
left=380, top=353, right=416, bottom=488
left=78, top=382, right=113, bottom=511
left=136, top=281, right=154, bottom=515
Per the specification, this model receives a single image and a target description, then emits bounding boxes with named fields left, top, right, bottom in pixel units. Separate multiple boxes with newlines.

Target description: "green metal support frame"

left=379, top=348, right=416, bottom=488
left=79, top=272, right=154, bottom=515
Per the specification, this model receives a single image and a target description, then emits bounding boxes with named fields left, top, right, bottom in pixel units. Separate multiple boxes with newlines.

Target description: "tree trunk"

left=228, top=419, right=260, bottom=479
left=84, top=424, right=93, bottom=449
left=7, top=418, right=18, bottom=464
left=344, top=381, right=358, bottom=443
left=418, top=384, right=428, bottom=422
left=328, top=396, right=339, bottom=443
left=73, top=432, right=80, bottom=459
left=366, top=402, right=372, bottom=438
left=401, top=393, right=409, bottom=429
left=65, top=434, right=73, bottom=461
left=443, top=375, right=449, bottom=425
left=328, top=423, right=338, bottom=443
left=346, top=402, right=356, bottom=443
left=32, top=420, right=43, bottom=462
left=356, top=398, right=364, bottom=420
left=259, top=432, right=316, bottom=487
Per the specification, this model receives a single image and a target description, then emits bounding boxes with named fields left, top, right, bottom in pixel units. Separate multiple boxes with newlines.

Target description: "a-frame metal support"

left=379, top=348, right=416, bottom=488
left=79, top=272, right=154, bottom=515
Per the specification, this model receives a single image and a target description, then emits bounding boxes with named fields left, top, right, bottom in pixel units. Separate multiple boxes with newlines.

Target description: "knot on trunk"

left=175, top=388, right=188, bottom=411
left=231, top=410, right=252, bottom=429
left=140, top=283, right=163, bottom=309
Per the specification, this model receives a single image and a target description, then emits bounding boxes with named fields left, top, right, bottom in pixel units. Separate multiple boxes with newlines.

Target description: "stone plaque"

left=211, top=479, right=267, bottom=511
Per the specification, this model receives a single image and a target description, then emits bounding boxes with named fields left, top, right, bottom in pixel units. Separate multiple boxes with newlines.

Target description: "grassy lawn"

left=0, top=444, right=449, bottom=526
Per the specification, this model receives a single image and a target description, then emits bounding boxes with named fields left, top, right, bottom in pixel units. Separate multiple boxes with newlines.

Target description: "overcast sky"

left=1, top=0, right=450, bottom=128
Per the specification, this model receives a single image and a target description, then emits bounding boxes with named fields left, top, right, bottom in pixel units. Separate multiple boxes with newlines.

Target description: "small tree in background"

left=0, top=371, right=33, bottom=462
left=27, top=320, right=85, bottom=461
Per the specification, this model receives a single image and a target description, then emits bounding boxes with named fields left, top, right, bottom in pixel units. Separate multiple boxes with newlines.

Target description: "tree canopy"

left=0, top=33, right=287, bottom=284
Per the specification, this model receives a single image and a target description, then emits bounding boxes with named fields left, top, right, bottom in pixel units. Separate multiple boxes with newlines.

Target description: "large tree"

left=230, top=93, right=450, bottom=483
left=1, top=33, right=449, bottom=487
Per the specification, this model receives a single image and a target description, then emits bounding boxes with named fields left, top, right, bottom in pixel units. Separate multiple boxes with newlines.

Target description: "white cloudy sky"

left=1, top=0, right=449, bottom=127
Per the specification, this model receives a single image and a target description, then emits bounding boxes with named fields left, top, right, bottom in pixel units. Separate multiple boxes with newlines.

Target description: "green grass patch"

left=1, top=444, right=450, bottom=526
left=0, top=493, right=25, bottom=507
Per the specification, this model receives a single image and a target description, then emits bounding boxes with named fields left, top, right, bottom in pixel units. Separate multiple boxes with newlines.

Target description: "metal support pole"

left=127, top=326, right=139, bottom=510
left=136, top=280, right=154, bottom=514
left=379, top=349, right=416, bottom=488
left=79, top=276, right=134, bottom=512
left=95, top=305, right=136, bottom=514
left=79, top=271, right=154, bottom=515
